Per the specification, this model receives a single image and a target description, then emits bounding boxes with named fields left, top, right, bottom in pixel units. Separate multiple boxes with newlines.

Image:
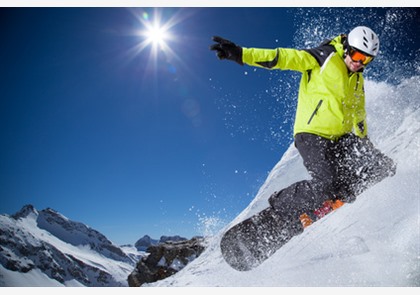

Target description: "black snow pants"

left=269, top=132, right=396, bottom=219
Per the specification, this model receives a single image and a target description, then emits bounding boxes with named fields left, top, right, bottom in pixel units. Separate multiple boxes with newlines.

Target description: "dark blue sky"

left=1, top=7, right=418, bottom=245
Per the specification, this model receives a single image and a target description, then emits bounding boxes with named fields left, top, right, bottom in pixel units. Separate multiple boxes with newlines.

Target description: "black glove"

left=210, top=36, right=243, bottom=65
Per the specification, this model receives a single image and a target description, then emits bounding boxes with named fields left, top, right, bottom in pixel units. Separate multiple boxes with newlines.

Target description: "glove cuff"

left=235, top=47, right=244, bottom=65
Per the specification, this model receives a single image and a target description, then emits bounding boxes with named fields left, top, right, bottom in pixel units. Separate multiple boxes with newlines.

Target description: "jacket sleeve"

left=242, top=47, right=318, bottom=72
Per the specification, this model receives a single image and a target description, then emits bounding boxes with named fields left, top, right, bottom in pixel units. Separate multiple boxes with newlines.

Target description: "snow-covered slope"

left=147, top=76, right=420, bottom=287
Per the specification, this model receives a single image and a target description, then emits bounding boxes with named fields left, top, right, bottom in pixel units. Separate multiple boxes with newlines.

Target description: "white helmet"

left=348, top=26, right=380, bottom=57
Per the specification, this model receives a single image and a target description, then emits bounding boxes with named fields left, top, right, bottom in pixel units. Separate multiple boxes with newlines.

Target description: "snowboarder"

left=211, top=26, right=396, bottom=230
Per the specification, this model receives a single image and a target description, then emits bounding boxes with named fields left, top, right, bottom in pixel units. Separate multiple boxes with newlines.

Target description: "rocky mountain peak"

left=11, top=204, right=38, bottom=220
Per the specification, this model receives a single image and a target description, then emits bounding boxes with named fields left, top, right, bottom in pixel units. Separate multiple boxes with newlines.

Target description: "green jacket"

left=242, top=35, right=367, bottom=140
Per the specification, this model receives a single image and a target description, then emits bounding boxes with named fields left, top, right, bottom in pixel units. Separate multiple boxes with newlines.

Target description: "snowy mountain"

left=0, top=204, right=144, bottom=286
left=145, top=76, right=420, bottom=287
left=0, top=204, right=200, bottom=287
left=134, top=234, right=187, bottom=251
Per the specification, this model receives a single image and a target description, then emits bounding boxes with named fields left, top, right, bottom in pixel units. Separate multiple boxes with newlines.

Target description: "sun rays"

left=122, top=8, right=201, bottom=94
left=137, top=9, right=174, bottom=58
left=127, top=8, right=187, bottom=68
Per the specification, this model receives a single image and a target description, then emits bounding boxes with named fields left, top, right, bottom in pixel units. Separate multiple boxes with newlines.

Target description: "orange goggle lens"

left=349, top=49, right=374, bottom=65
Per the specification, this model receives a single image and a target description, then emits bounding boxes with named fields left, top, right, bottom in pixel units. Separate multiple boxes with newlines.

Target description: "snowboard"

left=220, top=199, right=344, bottom=271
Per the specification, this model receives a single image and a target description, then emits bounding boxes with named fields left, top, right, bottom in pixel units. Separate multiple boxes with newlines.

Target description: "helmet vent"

left=363, top=36, right=369, bottom=49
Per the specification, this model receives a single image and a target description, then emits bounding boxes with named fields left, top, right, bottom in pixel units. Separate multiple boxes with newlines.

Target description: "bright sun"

left=127, top=8, right=191, bottom=73
left=145, top=25, right=169, bottom=47
left=133, top=9, right=175, bottom=56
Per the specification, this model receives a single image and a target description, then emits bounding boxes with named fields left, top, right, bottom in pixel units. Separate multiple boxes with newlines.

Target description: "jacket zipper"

left=355, top=73, right=360, bottom=91
left=350, top=73, right=360, bottom=91
left=307, top=100, right=323, bottom=125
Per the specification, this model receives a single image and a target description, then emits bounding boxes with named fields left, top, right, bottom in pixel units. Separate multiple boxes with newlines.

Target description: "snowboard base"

left=220, top=200, right=345, bottom=271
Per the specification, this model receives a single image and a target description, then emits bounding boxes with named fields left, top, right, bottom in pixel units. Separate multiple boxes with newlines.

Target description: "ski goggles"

left=348, top=47, right=374, bottom=65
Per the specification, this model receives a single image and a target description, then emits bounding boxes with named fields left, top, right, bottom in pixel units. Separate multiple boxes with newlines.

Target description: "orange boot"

left=299, top=213, right=313, bottom=228
left=300, top=199, right=345, bottom=229
left=331, top=199, right=345, bottom=210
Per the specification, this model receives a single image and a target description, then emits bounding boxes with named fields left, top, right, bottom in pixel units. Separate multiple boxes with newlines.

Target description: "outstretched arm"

left=210, top=36, right=318, bottom=72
